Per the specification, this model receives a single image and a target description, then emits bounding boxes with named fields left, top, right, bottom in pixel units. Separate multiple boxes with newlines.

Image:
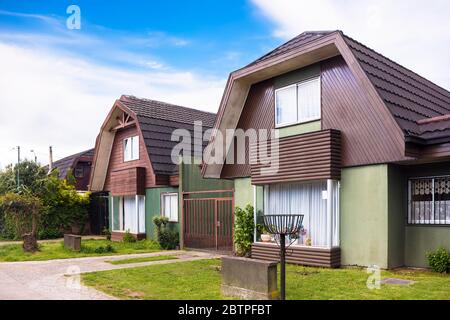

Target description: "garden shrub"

left=427, top=247, right=450, bottom=273
left=0, top=192, right=42, bottom=252
left=153, top=216, right=179, bottom=250
left=103, top=227, right=111, bottom=241
left=80, top=244, right=115, bottom=254
left=123, top=230, right=137, bottom=243
left=234, top=204, right=254, bottom=257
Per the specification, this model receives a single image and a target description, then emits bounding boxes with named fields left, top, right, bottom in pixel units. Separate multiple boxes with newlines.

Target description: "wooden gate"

left=181, top=190, right=234, bottom=251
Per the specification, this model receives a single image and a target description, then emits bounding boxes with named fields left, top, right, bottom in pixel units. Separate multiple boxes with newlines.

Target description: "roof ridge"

left=120, top=95, right=216, bottom=116
left=342, top=34, right=450, bottom=100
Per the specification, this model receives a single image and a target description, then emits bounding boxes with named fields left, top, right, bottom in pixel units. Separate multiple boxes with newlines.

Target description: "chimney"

left=48, top=146, right=53, bottom=174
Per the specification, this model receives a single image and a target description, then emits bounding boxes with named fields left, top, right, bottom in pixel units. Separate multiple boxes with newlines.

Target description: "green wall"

left=180, top=160, right=233, bottom=194
left=274, top=64, right=321, bottom=89
left=145, top=187, right=178, bottom=240
left=234, top=177, right=253, bottom=209
left=340, top=165, right=389, bottom=268
left=276, top=121, right=321, bottom=138
left=405, top=227, right=450, bottom=267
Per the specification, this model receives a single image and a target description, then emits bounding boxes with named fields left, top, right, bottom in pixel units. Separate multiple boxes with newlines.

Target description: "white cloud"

left=0, top=41, right=224, bottom=168
left=251, top=0, right=450, bottom=90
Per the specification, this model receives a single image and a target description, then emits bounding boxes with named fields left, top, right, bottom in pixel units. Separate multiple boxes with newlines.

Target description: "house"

left=51, top=148, right=94, bottom=191
left=89, top=95, right=232, bottom=242
left=202, top=31, right=450, bottom=269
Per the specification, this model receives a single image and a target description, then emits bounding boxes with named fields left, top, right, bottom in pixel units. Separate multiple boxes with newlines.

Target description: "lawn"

left=0, top=239, right=161, bottom=262
left=107, top=255, right=179, bottom=265
left=82, top=259, right=450, bottom=300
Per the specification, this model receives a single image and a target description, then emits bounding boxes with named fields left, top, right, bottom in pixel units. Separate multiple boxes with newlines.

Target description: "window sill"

left=275, top=118, right=321, bottom=129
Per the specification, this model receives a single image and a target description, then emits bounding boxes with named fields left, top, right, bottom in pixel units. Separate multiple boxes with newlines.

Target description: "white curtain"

left=264, top=180, right=339, bottom=247
left=298, top=77, right=321, bottom=122
left=275, top=85, right=297, bottom=125
left=163, top=194, right=178, bottom=222
left=138, top=196, right=146, bottom=233
left=123, top=196, right=137, bottom=233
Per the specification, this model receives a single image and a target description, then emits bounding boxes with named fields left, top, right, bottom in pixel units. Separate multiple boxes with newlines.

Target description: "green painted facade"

left=276, top=121, right=321, bottom=138
left=405, top=227, right=450, bottom=267
left=234, top=177, right=253, bottom=209
left=145, top=187, right=178, bottom=240
left=340, top=165, right=390, bottom=268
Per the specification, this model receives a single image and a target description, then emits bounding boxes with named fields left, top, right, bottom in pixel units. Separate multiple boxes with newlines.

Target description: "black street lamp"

left=262, top=214, right=303, bottom=300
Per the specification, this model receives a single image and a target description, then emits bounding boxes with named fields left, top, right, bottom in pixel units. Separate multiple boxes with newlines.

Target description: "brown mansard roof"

left=119, top=95, right=216, bottom=175
left=52, top=148, right=94, bottom=179
left=248, top=31, right=450, bottom=143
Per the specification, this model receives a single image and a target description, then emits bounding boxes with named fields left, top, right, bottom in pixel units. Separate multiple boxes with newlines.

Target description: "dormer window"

left=124, top=136, right=139, bottom=161
left=275, top=76, right=321, bottom=127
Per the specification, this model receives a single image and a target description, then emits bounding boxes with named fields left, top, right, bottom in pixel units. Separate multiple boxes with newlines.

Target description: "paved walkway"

left=0, top=250, right=221, bottom=300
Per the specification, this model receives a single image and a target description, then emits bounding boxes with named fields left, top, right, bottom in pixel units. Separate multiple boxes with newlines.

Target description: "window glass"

left=124, top=136, right=139, bottom=161
left=409, top=177, right=450, bottom=225
left=162, top=193, right=178, bottom=222
left=298, top=78, right=321, bottom=122
left=275, top=85, right=297, bottom=126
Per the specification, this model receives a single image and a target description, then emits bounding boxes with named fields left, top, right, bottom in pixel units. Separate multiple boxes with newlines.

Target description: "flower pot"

left=261, top=234, right=272, bottom=242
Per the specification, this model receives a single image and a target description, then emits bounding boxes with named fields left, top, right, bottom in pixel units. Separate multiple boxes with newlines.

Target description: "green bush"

left=234, top=204, right=254, bottom=257
left=122, top=230, right=137, bottom=243
left=427, top=247, right=450, bottom=273
left=38, top=227, right=63, bottom=240
left=153, top=216, right=179, bottom=250
left=80, top=244, right=115, bottom=254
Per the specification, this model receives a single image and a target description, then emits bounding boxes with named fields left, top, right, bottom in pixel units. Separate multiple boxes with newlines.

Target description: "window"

left=74, top=166, right=84, bottom=178
left=275, top=77, right=321, bottom=127
left=162, top=193, right=178, bottom=222
left=263, top=180, right=339, bottom=247
left=124, top=136, right=139, bottom=161
left=408, top=176, right=450, bottom=225
left=112, top=195, right=145, bottom=234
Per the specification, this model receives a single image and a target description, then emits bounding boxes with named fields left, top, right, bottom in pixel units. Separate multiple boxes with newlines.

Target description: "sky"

left=0, top=0, right=449, bottom=168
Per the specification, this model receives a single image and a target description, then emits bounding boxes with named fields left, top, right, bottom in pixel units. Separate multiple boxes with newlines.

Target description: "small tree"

left=0, top=192, right=42, bottom=252
left=234, top=204, right=254, bottom=257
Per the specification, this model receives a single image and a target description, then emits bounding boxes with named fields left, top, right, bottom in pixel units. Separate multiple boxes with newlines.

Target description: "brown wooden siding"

left=252, top=242, right=341, bottom=268
left=221, top=79, right=275, bottom=178
left=219, top=55, right=408, bottom=179
left=104, top=125, right=156, bottom=192
left=406, top=142, right=450, bottom=160
left=250, top=129, right=341, bottom=185
left=321, top=56, right=405, bottom=166
left=110, top=167, right=145, bottom=196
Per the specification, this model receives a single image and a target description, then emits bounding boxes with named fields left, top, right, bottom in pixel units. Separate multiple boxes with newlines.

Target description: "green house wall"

left=276, top=121, right=321, bottom=138
left=145, top=187, right=178, bottom=240
left=340, top=164, right=389, bottom=268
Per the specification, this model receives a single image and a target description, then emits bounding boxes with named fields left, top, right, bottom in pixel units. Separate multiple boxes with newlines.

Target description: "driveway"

left=0, top=250, right=221, bottom=300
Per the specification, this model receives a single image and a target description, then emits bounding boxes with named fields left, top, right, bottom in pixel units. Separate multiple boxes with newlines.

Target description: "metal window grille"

left=408, top=176, right=450, bottom=225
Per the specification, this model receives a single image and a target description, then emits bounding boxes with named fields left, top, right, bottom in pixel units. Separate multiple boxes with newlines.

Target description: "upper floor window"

left=124, top=136, right=139, bottom=161
left=74, top=166, right=84, bottom=178
left=408, top=176, right=450, bottom=225
left=275, top=77, right=321, bottom=127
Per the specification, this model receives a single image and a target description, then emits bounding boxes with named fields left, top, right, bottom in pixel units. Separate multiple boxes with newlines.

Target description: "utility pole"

left=30, top=149, right=37, bottom=163
left=48, top=146, right=53, bottom=174
left=16, top=146, right=20, bottom=188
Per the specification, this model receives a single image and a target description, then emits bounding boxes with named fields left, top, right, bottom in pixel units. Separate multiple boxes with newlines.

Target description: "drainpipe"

left=48, top=146, right=53, bottom=174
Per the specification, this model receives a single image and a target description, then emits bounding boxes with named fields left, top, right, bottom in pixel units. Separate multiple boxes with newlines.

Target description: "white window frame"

left=123, top=136, right=139, bottom=162
left=113, top=195, right=146, bottom=233
left=275, top=76, right=321, bottom=128
left=161, top=192, right=179, bottom=222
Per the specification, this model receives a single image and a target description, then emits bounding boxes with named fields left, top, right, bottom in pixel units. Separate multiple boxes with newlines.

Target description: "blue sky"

left=0, top=0, right=449, bottom=167
left=0, top=1, right=278, bottom=76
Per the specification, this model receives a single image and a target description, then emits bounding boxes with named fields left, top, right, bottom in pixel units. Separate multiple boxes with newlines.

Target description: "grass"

left=0, top=239, right=161, bottom=262
left=82, top=259, right=450, bottom=300
left=107, top=255, right=179, bottom=265
left=83, top=259, right=226, bottom=300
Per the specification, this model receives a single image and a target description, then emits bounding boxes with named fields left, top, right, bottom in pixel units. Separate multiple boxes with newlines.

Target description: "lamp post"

left=262, top=214, right=303, bottom=300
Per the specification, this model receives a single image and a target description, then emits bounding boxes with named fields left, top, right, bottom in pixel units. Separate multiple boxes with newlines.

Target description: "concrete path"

left=0, top=250, right=221, bottom=300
